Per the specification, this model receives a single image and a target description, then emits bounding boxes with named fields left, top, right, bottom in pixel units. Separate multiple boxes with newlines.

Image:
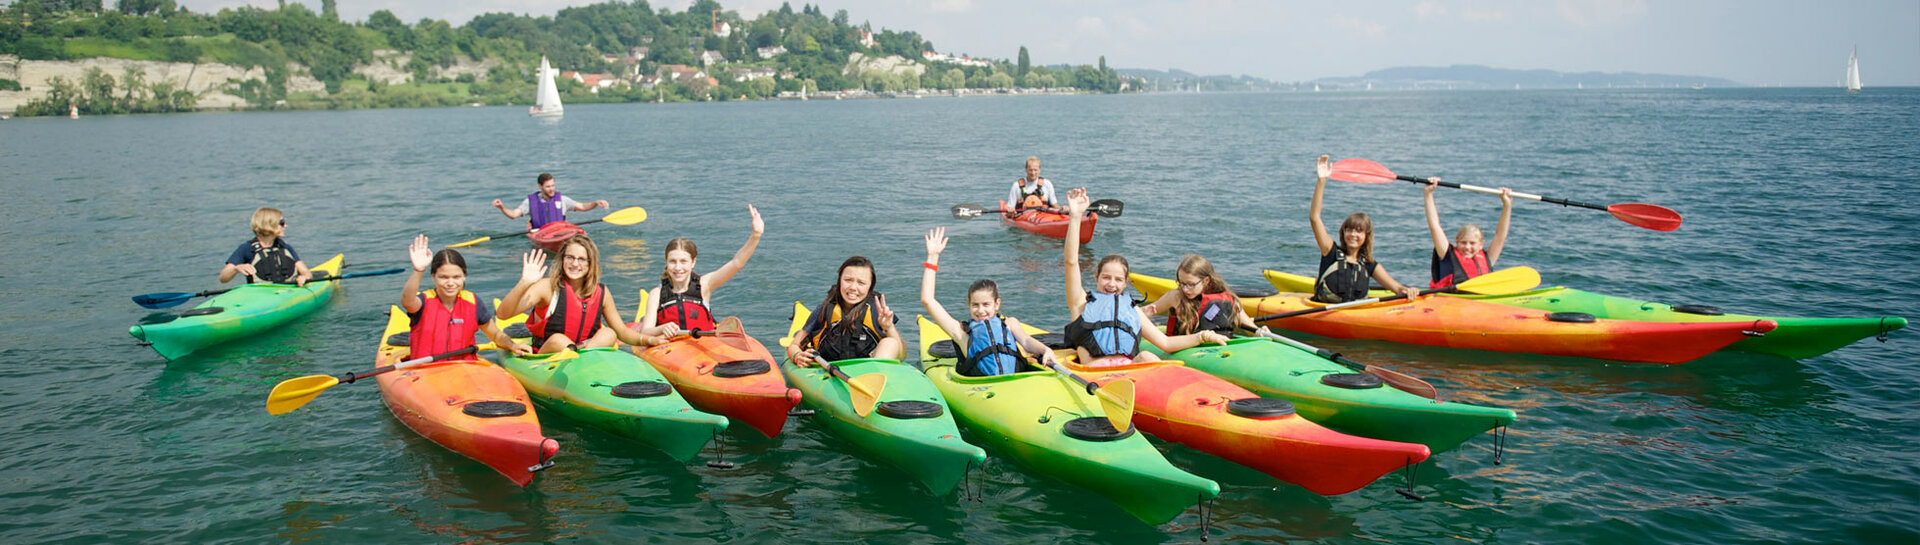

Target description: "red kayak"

left=1000, top=201, right=1096, bottom=244
left=1066, top=357, right=1431, bottom=495
left=529, top=221, right=585, bottom=252
left=632, top=316, right=803, bottom=439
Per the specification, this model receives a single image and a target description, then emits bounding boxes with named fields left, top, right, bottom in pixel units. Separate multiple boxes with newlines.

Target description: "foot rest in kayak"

left=877, top=400, right=944, bottom=419
left=611, top=381, right=672, bottom=398
left=463, top=401, right=528, bottom=417
left=1062, top=416, right=1134, bottom=441
left=1320, top=373, right=1384, bottom=389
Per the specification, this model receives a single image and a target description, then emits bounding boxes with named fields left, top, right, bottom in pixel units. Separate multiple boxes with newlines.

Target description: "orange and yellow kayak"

left=630, top=290, right=802, bottom=438
left=373, top=306, right=558, bottom=486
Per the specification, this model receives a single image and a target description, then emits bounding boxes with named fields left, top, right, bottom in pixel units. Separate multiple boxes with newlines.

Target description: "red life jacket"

left=1432, top=246, right=1492, bottom=289
left=657, top=275, right=717, bottom=332
left=410, top=290, right=481, bottom=360
left=527, top=281, right=604, bottom=345
left=1165, top=291, right=1238, bottom=335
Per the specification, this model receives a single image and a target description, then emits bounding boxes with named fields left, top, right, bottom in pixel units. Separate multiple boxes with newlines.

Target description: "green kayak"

left=1142, top=336, right=1516, bottom=454
left=497, top=347, right=729, bottom=462
left=781, top=303, right=986, bottom=495
left=920, top=316, right=1221, bottom=524
left=1262, top=269, right=1906, bottom=360
left=130, top=254, right=344, bottom=360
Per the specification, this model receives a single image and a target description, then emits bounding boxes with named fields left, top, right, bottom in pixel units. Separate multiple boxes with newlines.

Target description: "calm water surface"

left=1, top=89, right=1915, bottom=544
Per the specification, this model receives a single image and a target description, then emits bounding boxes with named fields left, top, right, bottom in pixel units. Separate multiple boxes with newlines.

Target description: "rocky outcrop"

left=843, top=52, right=925, bottom=78
left=0, top=55, right=258, bottom=112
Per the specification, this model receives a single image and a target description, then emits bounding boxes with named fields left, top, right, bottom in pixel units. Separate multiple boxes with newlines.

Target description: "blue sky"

left=195, top=1, right=1919, bottom=86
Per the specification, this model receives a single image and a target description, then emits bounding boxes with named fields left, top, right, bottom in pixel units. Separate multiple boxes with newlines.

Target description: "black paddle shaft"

left=1398, top=175, right=1607, bottom=211
left=339, top=346, right=478, bottom=384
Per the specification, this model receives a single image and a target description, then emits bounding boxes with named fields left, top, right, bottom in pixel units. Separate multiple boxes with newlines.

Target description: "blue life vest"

left=528, top=190, right=565, bottom=229
left=1067, top=292, right=1140, bottom=358
left=961, top=317, right=1022, bottom=377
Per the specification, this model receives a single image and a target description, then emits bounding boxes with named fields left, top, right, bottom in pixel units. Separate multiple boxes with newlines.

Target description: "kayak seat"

left=927, top=340, right=961, bottom=360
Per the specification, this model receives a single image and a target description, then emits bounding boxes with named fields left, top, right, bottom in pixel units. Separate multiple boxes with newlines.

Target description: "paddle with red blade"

left=1328, top=158, right=1682, bottom=231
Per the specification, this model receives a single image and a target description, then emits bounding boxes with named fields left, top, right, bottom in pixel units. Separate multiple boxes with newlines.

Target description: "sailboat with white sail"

left=530, top=56, right=564, bottom=118
left=1845, top=46, right=1862, bottom=93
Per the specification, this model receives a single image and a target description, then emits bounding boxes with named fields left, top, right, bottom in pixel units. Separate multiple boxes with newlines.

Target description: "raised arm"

left=1487, top=188, right=1513, bottom=266
left=399, top=234, right=431, bottom=314
left=496, top=249, right=550, bottom=319
left=492, top=199, right=525, bottom=220
left=1424, top=179, right=1451, bottom=258
left=1309, top=155, right=1335, bottom=255
left=1063, top=188, right=1091, bottom=321
left=920, top=227, right=968, bottom=343
left=701, top=204, right=764, bottom=295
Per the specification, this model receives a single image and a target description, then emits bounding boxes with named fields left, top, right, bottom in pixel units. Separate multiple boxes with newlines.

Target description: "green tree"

left=749, top=76, right=775, bottom=97
left=940, top=68, right=963, bottom=90
left=1016, top=46, right=1029, bottom=78
left=986, top=72, right=1013, bottom=89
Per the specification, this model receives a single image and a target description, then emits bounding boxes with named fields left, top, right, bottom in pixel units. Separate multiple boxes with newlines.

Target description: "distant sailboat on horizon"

left=1845, top=46, right=1862, bottom=93
left=530, top=56, right=564, bottom=118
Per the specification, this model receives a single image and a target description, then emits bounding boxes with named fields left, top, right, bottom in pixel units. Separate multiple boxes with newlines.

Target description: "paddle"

left=1328, top=158, right=1682, bottom=231
left=266, top=344, right=574, bottom=415
left=1249, top=266, right=1542, bottom=323
left=133, top=267, right=407, bottom=309
left=821, top=363, right=886, bottom=417
left=1247, top=328, right=1438, bottom=400
left=1043, top=360, right=1136, bottom=432
left=449, top=205, right=649, bottom=248
left=950, top=198, right=1124, bottom=220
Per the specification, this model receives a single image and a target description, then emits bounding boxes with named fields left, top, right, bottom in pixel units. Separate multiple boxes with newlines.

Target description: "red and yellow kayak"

left=1061, top=357, right=1431, bottom=495
left=1000, top=201, right=1095, bottom=243
left=529, top=221, right=584, bottom=252
left=632, top=290, right=802, bottom=438
left=374, top=306, right=558, bottom=486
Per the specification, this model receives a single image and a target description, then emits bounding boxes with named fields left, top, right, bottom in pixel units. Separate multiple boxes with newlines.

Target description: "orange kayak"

left=1241, top=291, right=1776, bottom=365
left=630, top=292, right=802, bottom=438
left=1065, top=358, right=1430, bottom=495
left=374, top=306, right=558, bottom=486
left=999, top=201, right=1095, bottom=243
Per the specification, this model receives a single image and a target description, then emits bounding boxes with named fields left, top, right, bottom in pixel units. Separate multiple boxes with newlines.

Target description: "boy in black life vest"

left=220, top=207, right=311, bottom=286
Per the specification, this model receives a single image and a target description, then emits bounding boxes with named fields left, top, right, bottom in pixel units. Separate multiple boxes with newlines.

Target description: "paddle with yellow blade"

left=264, top=344, right=577, bottom=415
left=779, top=302, right=888, bottom=418
left=448, top=205, right=648, bottom=249
left=1044, top=360, right=1136, bottom=432
left=1249, top=266, right=1542, bottom=323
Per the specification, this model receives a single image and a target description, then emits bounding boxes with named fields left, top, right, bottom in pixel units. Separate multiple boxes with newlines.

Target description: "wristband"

left=923, top=262, right=938, bottom=271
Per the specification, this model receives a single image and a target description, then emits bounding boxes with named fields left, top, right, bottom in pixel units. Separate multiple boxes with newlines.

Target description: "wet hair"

left=659, top=237, right=699, bottom=283
left=1338, top=212, right=1376, bottom=263
left=428, top=248, right=468, bottom=276
left=249, top=207, right=283, bottom=238
left=800, top=256, right=878, bottom=351
left=967, top=279, right=1000, bottom=301
left=536, top=172, right=554, bottom=185
left=1094, top=254, right=1131, bottom=281
left=1171, top=254, right=1240, bottom=335
left=549, top=234, right=601, bottom=296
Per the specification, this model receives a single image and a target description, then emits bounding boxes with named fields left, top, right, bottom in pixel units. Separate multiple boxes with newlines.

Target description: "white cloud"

left=1461, top=9, right=1506, bottom=23
left=1414, top=0, right=1447, bottom=20
left=1332, top=15, right=1387, bottom=38
left=1556, top=0, right=1647, bottom=27
left=928, top=0, right=974, bottom=14
left=1074, top=16, right=1109, bottom=38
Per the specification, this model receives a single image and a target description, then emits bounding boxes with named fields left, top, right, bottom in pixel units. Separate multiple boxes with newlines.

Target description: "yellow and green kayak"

left=129, top=253, right=344, bottom=360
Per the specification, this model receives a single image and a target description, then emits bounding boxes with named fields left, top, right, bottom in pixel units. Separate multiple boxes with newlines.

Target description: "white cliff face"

left=842, top=52, right=927, bottom=79
left=0, top=52, right=503, bottom=114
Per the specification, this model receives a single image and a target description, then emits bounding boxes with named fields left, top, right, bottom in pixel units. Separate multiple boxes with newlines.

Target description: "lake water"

left=1, top=88, right=1915, bottom=544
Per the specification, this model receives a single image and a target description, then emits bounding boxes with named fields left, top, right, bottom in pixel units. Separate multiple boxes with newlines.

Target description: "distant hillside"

left=1116, top=68, right=1282, bottom=92
left=1317, top=65, right=1743, bottom=90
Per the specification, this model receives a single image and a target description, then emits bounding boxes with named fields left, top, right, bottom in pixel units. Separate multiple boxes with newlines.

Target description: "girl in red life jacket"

left=787, top=256, right=903, bottom=366
left=1138, top=254, right=1271, bottom=338
left=1424, top=179, right=1514, bottom=289
left=1061, top=188, right=1228, bottom=368
left=1308, top=155, right=1423, bottom=303
left=635, top=205, right=764, bottom=346
left=400, top=235, right=532, bottom=358
left=499, top=235, right=651, bottom=353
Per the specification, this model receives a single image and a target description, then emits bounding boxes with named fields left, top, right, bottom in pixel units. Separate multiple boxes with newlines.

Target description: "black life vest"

left=1314, top=244, right=1373, bottom=304
left=1167, top=291, right=1238, bottom=335
left=527, top=281, right=603, bottom=347
left=248, top=240, right=299, bottom=284
left=657, top=275, right=717, bottom=332
left=807, top=297, right=885, bottom=362
left=1431, top=246, right=1491, bottom=289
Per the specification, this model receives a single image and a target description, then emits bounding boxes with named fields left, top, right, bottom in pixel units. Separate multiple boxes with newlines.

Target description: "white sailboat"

left=1845, top=46, right=1862, bottom=93
left=530, top=56, right=564, bottom=118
